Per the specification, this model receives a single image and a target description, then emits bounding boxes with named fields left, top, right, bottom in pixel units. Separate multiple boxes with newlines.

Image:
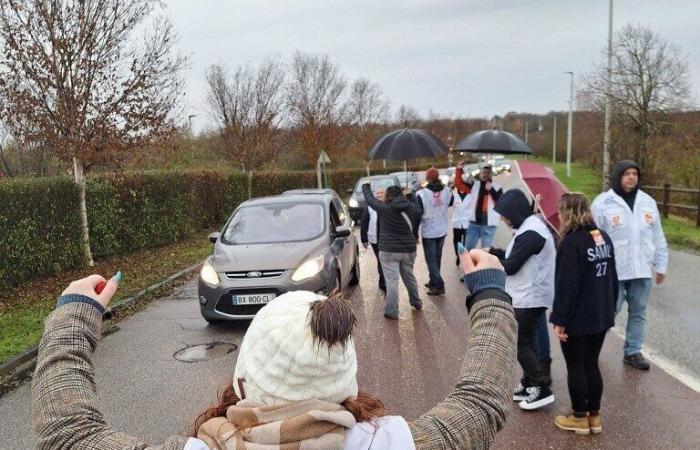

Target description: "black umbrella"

left=454, top=129, right=534, bottom=155
left=367, top=128, right=448, bottom=161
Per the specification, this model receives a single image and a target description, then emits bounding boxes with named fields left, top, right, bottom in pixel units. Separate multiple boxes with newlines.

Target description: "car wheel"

left=349, top=248, right=360, bottom=286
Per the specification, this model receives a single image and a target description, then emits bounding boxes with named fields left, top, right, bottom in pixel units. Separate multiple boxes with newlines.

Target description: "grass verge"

left=0, top=231, right=213, bottom=366
left=517, top=155, right=700, bottom=252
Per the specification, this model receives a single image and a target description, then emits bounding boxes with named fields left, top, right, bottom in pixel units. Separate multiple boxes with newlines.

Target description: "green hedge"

left=0, top=178, right=83, bottom=288
left=0, top=166, right=423, bottom=290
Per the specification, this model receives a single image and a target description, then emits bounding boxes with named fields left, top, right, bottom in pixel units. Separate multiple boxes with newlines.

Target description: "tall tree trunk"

left=73, top=157, right=94, bottom=267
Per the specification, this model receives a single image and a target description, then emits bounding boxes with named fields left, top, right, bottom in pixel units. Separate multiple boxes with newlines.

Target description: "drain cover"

left=174, top=342, right=238, bottom=363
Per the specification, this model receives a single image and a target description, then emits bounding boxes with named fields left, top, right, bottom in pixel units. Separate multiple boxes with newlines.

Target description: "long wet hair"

left=557, top=192, right=595, bottom=237
left=190, top=291, right=387, bottom=436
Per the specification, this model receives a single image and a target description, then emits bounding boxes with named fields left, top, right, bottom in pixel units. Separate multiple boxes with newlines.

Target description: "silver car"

left=198, top=189, right=359, bottom=323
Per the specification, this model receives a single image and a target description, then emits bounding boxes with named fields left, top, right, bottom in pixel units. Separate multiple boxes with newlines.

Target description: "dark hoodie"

left=416, top=180, right=455, bottom=212
left=611, top=160, right=641, bottom=211
left=362, top=183, right=422, bottom=253
left=489, top=189, right=548, bottom=276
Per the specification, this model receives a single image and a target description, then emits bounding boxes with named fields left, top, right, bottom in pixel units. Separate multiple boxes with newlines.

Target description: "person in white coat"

left=591, top=160, right=668, bottom=370
left=360, top=186, right=386, bottom=293
left=466, top=165, right=502, bottom=249
left=452, top=161, right=474, bottom=266
left=416, top=167, right=454, bottom=296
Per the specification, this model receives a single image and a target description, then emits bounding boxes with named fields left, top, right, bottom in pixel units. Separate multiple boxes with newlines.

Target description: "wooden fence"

left=642, top=184, right=700, bottom=227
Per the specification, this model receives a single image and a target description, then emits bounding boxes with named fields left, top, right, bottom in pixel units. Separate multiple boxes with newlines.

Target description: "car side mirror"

left=208, top=232, right=221, bottom=243
left=335, top=225, right=351, bottom=238
left=346, top=188, right=353, bottom=194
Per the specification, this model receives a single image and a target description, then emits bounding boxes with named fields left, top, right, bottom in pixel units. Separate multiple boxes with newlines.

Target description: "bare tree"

left=582, top=23, right=692, bottom=169
left=205, top=56, right=285, bottom=171
left=287, top=52, right=348, bottom=166
left=347, top=78, right=389, bottom=161
left=0, top=0, right=185, bottom=265
left=396, top=104, right=421, bottom=128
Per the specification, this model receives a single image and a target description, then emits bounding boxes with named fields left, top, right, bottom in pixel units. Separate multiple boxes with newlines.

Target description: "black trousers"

left=371, top=243, right=385, bottom=290
left=560, top=332, right=607, bottom=413
left=452, top=227, right=467, bottom=256
left=514, top=307, right=547, bottom=387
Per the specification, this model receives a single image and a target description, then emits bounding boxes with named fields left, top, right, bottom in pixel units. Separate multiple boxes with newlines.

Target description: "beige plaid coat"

left=32, top=298, right=516, bottom=450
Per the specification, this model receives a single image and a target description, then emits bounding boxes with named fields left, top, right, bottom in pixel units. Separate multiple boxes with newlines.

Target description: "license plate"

left=233, top=293, right=276, bottom=305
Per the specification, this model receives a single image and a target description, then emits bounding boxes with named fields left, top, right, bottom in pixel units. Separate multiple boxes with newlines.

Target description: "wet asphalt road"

left=1, top=167, right=699, bottom=449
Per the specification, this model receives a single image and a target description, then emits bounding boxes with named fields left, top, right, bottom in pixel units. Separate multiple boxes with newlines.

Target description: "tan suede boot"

left=588, top=412, right=602, bottom=434
left=554, top=413, right=590, bottom=435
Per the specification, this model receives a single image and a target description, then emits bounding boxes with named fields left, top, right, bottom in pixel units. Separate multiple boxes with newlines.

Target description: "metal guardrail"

left=643, top=184, right=700, bottom=227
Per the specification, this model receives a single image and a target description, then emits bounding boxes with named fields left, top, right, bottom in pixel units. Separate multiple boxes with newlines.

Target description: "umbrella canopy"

left=454, top=129, right=534, bottom=155
left=367, top=128, right=448, bottom=161
left=515, top=160, right=568, bottom=233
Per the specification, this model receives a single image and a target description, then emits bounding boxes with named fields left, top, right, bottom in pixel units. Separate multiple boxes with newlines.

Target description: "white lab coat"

left=452, top=191, right=473, bottom=229
left=591, top=189, right=668, bottom=280
left=468, top=180, right=502, bottom=227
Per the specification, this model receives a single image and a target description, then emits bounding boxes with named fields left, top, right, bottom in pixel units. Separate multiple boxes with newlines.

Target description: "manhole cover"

left=174, top=342, right=238, bottom=363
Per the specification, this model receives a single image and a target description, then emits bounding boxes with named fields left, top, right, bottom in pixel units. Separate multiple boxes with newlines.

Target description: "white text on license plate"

left=233, top=293, right=276, bottom=305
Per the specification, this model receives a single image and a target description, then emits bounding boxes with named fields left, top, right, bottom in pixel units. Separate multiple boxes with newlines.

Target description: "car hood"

left=211, top=238, right=328, bottom=272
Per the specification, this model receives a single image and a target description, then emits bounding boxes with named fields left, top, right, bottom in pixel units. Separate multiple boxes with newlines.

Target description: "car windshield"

left=393, top=173, right=412, bottom=184
left=223, top=203, right=325, bottom=244
left=354, top=177, right=396, bottom=193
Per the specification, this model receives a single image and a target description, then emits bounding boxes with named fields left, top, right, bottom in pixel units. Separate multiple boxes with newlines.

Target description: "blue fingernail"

left=457, top=242, right=467, bottom=254
left=114, top=271, right=122, bottom=284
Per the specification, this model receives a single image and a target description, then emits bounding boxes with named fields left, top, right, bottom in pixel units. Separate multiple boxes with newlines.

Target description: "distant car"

left=347, top=175, right=401, bottom=223
left=198, top=189, right=359, bottom=322
left=390, top=171, right=419, bottom=193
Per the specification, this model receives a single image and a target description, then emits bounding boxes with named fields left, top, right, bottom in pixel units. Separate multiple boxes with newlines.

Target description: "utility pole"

left=602, top=0, right=614, bottom=190
left=565, top=71, right=574, bottom=177
left=525, top=121, right=529, bottom=144
left=552, top=115, right=557, bottom=164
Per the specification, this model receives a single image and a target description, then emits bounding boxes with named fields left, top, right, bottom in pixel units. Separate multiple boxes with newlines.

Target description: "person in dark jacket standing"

left=489, top=189, right=556, bottom=411
left=363, top=183, right=423, bottom=319
left=361, top=186, right=386, bottom=294
left=551, top=193, right=618, bottom=435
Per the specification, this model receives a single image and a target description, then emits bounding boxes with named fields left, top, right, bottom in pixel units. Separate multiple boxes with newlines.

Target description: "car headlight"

left=349, top=198, right=359, bottom=208
left=292, top=255, right=325, bottom=282
left=200, top=261, right=220, bottom=286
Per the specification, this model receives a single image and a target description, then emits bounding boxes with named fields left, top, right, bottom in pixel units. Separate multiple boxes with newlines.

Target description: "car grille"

left=214, top=287, right=288, bottom=316
left=224, top=270, right=285, bottom=280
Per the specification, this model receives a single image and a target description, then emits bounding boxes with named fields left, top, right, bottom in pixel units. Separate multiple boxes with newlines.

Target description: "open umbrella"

left=454, top=129, right=534, bottom=155
left=515, top=160, right=568, bottom=233
left=368, top=128, right=448, bottom=188
left=368, top=128, right=448, bottom=161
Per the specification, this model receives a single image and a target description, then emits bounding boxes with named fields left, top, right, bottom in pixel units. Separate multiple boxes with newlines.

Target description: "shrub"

left=0, top=178, right=83, bottom=290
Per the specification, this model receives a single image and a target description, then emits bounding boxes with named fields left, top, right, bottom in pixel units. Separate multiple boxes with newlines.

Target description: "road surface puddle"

left=174, top=342, right=238, bottom=362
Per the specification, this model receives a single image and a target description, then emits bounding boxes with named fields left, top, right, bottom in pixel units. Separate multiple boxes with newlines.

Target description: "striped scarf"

left=197, top=399, right=356, bottom=450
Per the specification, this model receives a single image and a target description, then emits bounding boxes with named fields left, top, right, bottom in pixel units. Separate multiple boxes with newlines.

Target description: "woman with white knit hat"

left=32, top=249, right=517, bottom=450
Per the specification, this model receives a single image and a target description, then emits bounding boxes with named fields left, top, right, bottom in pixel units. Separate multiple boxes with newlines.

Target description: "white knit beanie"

left=233, top=291, right=358, bottom=405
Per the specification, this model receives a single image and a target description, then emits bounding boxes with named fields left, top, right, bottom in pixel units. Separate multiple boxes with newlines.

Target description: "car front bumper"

left=198, top=270, right=329, bottom=321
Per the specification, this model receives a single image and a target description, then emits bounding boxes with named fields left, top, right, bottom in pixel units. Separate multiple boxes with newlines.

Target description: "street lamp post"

left=564, top=71, right=574, bottom=177
left=552, top=115, right=557, bottom=164
left=602, top=0, right=614, bottom=190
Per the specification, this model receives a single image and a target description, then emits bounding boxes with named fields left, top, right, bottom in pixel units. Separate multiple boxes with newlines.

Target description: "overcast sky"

left=165, top=0, right=700, bottom=132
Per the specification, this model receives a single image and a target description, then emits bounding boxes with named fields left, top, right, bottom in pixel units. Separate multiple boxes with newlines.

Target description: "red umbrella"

left=514, top=160, right=568, bottom=233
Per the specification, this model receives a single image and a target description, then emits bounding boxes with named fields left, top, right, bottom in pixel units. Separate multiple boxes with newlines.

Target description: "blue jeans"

left=535, top=311, right=551, bottom=360
left=466, top=223, right=497, bottom=250
left=616, top=278, right=653, bottom=356
left=422, top=236, right=445, bottom=289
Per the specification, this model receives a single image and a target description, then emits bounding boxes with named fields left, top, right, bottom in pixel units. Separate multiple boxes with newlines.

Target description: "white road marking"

left=611, top=328, right=700, bottom=393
